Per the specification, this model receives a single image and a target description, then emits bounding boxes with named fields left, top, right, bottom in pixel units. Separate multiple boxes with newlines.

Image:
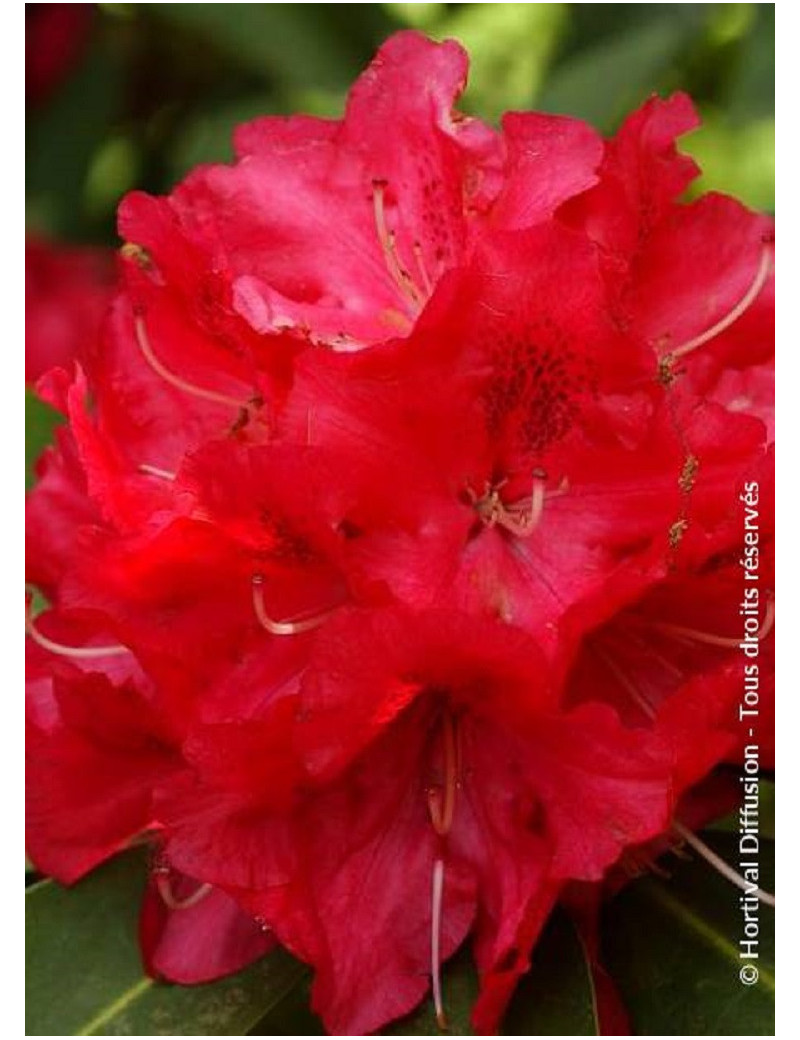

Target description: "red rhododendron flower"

left=25, top=3, right=94, bottom=106
left=26, top=238, right=115, bottom=383
left=26, top=31, right=774, bottom=1036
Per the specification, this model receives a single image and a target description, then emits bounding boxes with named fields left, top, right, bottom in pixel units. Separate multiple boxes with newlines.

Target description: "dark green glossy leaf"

left=504, top=909, right=598, bottom=1035
left=247, top=974, right=323, bottom=1036
left=26, top=389, right=62, bottom=490
left=602, top=832, right=774, bottom=1035
left=709, top=779, right=775, bottom=841
left=26, top=852, right=309, bottom=1036
left=384, top=947, right=479, bottom=1036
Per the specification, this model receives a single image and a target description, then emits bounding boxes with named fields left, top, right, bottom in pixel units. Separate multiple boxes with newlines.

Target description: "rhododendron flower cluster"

left=26, top=32, right=774, bottom=1036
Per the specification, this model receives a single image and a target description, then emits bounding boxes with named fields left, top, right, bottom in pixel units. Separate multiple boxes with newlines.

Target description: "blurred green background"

left=26, top=2, right=774, bottom=251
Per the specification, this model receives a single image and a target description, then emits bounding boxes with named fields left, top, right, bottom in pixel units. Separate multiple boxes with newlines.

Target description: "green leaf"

left=150, top=5, right=361, bottom=92
left=683, top=115, right=775, bottom=212
left=504, top=909, right=598, bottom=1035
left=432, top=3, right=567, bottom=122
left=725, top=4, right=774, bottom=123
left=383, top=3, right=446, bottom=30
left=537, top=9, right=706, bottom=131
left=246, top=972, right=323, bottom=1036
left=168, top=95, right=286, bottom=178
left=26, top=852, right=309, bottom=1036
left=26, top=34, right=124, bottom=240
left=26, top=389, right=62, bottom=490
left=383, top=947, right=479, bottom=1035
left=708, top=778, right=775, bottom=840
left=602, top=832, right=774, bottom=1035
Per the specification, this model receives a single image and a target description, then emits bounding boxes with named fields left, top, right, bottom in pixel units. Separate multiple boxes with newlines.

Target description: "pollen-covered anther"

left=120, top=241, right=152, bottom=270
left=251, top=574, right=335, bottom=637
left=25, top=603, right=130, bottom=660
left=678, top=454, right=700, bottom=495
left=371, top=179, right=424, bottom=310
left=668, top=518, right=689, bottom=549
left=468, top=473, right=547, bottom=538
left=664, top=240, right=773, bottom=366
left=133, top=311, right=254, bottom=414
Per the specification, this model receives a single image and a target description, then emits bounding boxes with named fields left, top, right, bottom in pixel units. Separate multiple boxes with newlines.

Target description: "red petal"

left=140, top=874, right=272, bottom=984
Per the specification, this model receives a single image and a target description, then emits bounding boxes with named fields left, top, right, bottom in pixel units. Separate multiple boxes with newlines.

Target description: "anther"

left=430, top=858, right=447, bottom=1030
left=120, top=242, right=152, bottom=269
left=469, top=473, right=547, bottom=538
left=678, top=455, right=700, bottom=496
left=26, top=604, right=129, bottom=660
left=673, top=821, right=775, bottom=907
left=133, top=312, right=253, bottom=413
left=251, top=575, right=335, bottom=637
left=666, top=242, right=773, bottom=364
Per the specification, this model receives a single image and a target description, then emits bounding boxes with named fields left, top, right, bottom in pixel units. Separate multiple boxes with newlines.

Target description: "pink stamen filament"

left=371, top=180, right=423, bottom=309
left=673, top=821, right=775, bottom=907
left=156, top=875, right=212, bottom=911
left=251, top=575, right=335, bottom=636
left=651, top=598, right=775, bottom=649
left=669, top=243, right=773, bottom=361
left=591, top=642, right=658, bottom=721
left=138, top=463, right=177, bottom=481
left=431, top=858, right=447, bottom=1030
left=26, top=608, right=129, bottom=660
left=134, top=313, right=251, bottom=412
